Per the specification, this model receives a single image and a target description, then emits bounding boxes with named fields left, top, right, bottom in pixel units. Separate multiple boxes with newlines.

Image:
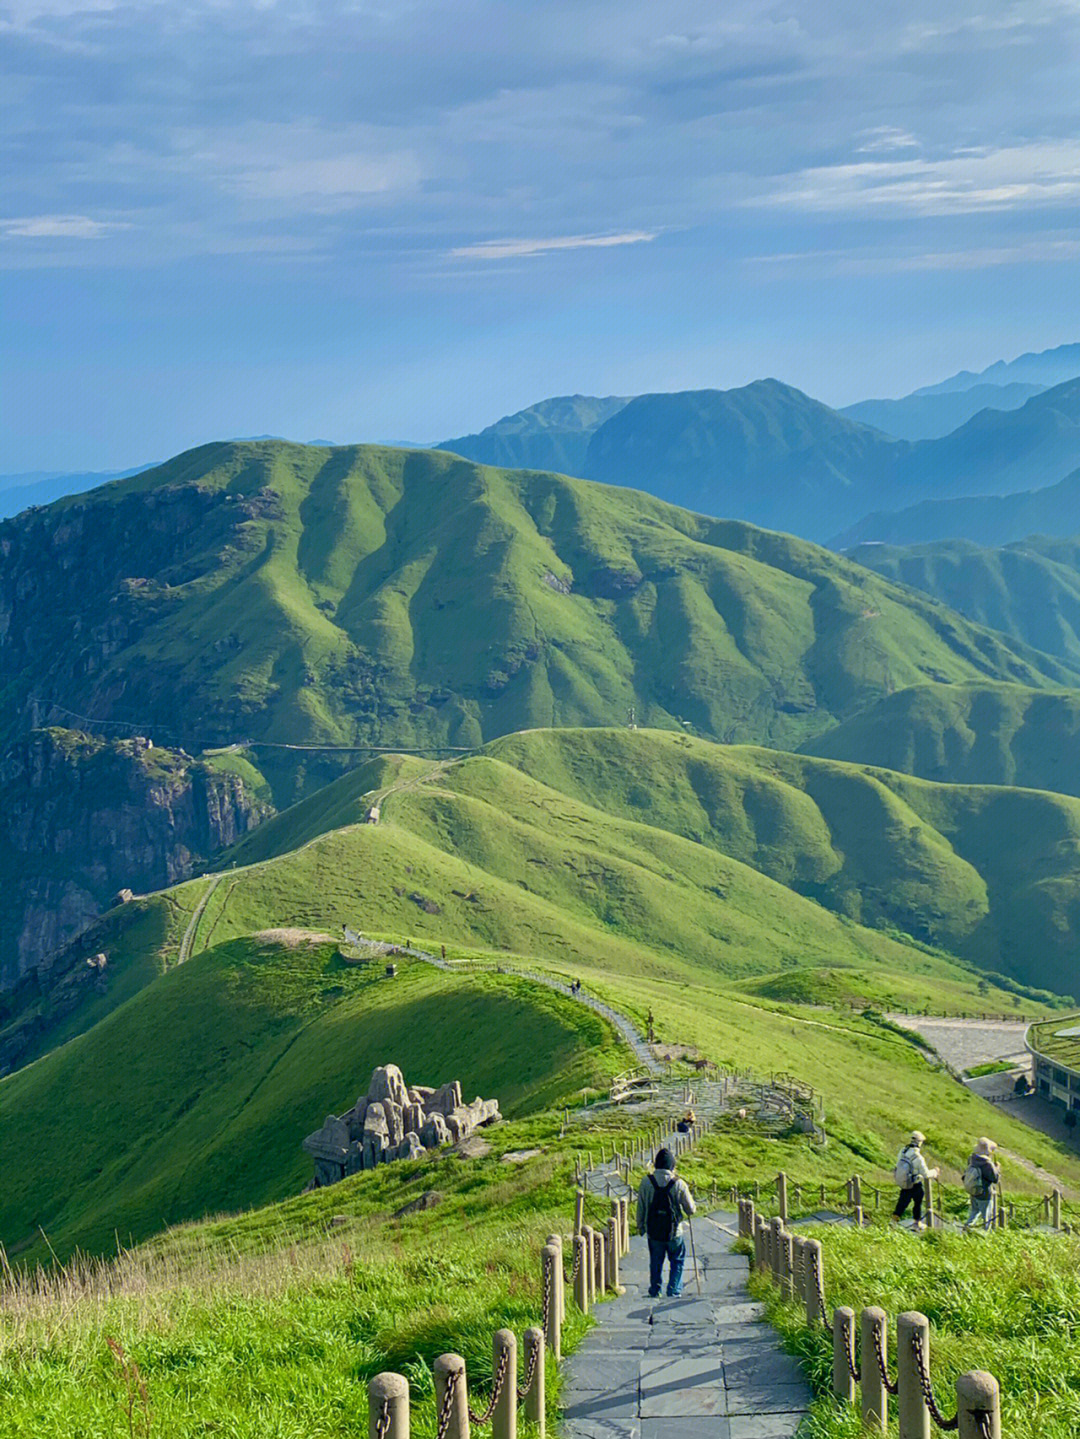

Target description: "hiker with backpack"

left=962, top=1137, right=1000, bottom=1232
left=891, top=1130, right=938, bottom=1230
left=636, top=1146, right=697, bottom=1297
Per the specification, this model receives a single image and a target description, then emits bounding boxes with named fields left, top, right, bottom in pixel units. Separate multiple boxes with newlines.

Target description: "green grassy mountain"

left=2, top=439, right=1069, bottom=777
left=846, top=536, right=1080, bottom=664
left=438, top=394, right=629, bottom=474
left=839, top=381, right=1043, bottom=441
left=802, top=682, right=1080, bottom=798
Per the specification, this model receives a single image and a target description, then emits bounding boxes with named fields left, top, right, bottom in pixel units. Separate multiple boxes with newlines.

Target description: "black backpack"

left=646, top=1174, right=679, bottom=1242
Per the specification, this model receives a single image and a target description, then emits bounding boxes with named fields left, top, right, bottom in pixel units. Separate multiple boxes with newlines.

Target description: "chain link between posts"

left=911, top=1328, right=959, bottom=1431
left=434, top=1368, right=460, bottom=1439
left=540, top=1251, right=553, bottom=1336
left=516, top=1335, right=541, bottom=1402
left=467, top=1343, right=511, bottom=1426
left=812, top=1247, right=829, bottom=1325
left=871, top=1318, right=899, bottom=1396
left=374, top=1399, right=392, bottom=1439
left=841, top=1311, right=860, bottom=1382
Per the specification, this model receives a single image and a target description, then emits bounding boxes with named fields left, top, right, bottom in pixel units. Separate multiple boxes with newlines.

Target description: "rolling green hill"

left=438, top=393, right=629, bottom=474
left=0, top=935, right=619, bottom=1259
left=848, top=536, right=1080, bottom=665
left=2, top=439, right=1069, bottom=779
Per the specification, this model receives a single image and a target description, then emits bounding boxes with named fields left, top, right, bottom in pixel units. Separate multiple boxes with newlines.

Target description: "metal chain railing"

left=871, top=1319, right=899, bottom=1396
left=466, top=1343, right=511, bottom=1426
left=540, top=1252, right=553, bottom=1337
left=434, top=1368, right=460, bottom=1439
left=516, top=1334, right=541, bottom=1402
left=840, top=1311, right=860, bottom=1381
left=374, top=1399, right=392, bottom=1439
left=912, top=1328, right=959, bottom=1431
left=812, top=1246, right=829, bottom=1324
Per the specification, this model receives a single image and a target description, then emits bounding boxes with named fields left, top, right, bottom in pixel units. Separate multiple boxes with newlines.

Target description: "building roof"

left=1027, top=1015, right=1080, bottom=1072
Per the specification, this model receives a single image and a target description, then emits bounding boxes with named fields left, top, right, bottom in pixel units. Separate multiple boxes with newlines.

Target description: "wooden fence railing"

left=739, top=1198, right=1001, bottom=1437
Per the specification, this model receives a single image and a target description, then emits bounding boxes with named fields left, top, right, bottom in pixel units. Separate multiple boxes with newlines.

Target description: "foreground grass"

left=755, top=1225, right=1080, bottom=1439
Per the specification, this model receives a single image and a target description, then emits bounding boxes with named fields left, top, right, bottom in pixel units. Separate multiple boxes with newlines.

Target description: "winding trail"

left=177, top=874, right=223, bottom=965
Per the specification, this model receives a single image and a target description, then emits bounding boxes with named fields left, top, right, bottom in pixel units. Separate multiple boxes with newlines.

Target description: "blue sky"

left=3, top=0, right=1080, bottom=470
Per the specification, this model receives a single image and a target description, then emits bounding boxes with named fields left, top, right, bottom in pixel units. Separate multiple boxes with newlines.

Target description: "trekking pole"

left=688, top=1218, right=702, bottom=1295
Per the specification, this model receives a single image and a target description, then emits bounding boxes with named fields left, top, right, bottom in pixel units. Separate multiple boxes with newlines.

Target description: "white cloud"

left=232, top=152, right=422, bottom=200
left=856, top=127, right=921, bottom=154
left=450, top=230, right=656, bottom=260
left=749, top=235, right=1080, bottom=274
left=0, top=213, right=123, bottom=237
left=750, top=139, right=1080, bottom=216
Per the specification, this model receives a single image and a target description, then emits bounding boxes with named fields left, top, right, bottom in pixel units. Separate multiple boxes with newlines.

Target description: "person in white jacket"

left=891, top=1130, right=939, bottom=1231
left=636, top=1147, right=696, bottom=1297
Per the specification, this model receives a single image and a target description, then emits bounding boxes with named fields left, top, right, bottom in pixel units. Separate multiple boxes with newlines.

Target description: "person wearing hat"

left=962, top=1138, right=1000, bottom=1232
left=891, top=1130, right=938, bottom=1231
left=637, top=1146, right=697, bottom=1297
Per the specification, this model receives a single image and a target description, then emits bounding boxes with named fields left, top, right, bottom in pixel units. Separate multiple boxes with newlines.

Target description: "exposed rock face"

left=0, top=727, right=270, bottom=989
left=302, top=1063, right=501, bottom=1188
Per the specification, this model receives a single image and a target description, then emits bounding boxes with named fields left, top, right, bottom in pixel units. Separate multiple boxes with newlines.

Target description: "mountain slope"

left=438, top=394, right=628, bottom=474
left=582, top=379, right=904, bottom=538
left=802, top=682, right=1080, bottom=798
left=839, top=382, right=1043, bottom=441
left=846, top=537, right=1080, bottom=665
left=915, top=342, right=1080, bottom=395
left=835, top=470, right=1080, bottom=548
left=2, top=439, right=1068, bottom=769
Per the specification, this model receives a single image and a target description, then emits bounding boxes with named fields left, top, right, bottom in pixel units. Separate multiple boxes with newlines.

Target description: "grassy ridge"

left=0, top=936, right=621, bottom=1260
left=2, top=441, right=1073, bottom=771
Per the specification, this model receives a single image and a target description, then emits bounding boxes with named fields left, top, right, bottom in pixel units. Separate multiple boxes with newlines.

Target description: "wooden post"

left=523, top=1328, right=545, bottom=1436
left=833, top=1307, right=856, bottom=1404
left=574, top=1190, right=585, bottom=1236
left=433, top=1354, right=470, bottom=1439
left=897, top=1312, right=931, bottom=1439
left=491, top=1330, right=516, bottom=1439
left=777, top=1170, right=789, bottom=1222
left=573, top=1233, right=589, bottom=1314
left=780, top=1230, right=794, bottom=1300
left=369, top=1372, right=409, bottom=1439
left=861, top=1307, right=888, bottom=1432
left=541, top=1244, right=561, bottom=1359
left=546, top=1234, right=565, bottom=1323
left=956, top=1371, right=1001, bottom=1439
left=803, top=1238, right=823, bottom=1326
left=607, top=1217, right=621, bottom=1292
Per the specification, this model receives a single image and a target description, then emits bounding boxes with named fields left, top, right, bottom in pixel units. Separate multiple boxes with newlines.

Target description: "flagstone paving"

left=560, top=1211, right=812, bottom=1438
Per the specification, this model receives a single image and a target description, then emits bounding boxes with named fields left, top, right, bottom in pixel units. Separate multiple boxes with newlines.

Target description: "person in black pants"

left=891, top=1130, right=939, bottom=1231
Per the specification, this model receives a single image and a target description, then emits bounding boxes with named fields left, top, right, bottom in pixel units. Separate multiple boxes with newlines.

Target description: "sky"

left=3, top=0, right=1080, bottom=470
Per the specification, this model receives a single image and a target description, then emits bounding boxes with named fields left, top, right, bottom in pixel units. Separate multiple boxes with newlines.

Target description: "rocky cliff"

left=0, top=727, right=269, bottom=989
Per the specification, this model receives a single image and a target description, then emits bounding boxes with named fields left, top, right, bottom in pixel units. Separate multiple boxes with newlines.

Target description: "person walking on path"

left=962, top=1137, right=1000, bottom=1232
left=891, top=1130, right=938, bottom=1231
left=637, top=1146, right=696, bottom=1297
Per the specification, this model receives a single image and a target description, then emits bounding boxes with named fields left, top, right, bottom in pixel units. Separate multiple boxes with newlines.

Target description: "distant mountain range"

left=438, top=394, right=629, bottom=474
left=838, top=382, right=1044, bottom=442
left=913, top=342, right=1080, bottom=395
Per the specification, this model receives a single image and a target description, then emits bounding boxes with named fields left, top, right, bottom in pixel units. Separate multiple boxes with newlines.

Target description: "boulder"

left=363, top=1101, right=388, bottom=1140
left=409, top=1085, right=434, bottom=1105
left=368, top=1064, right=409, bottom=1110
left=445, top=1112, right=464, bottom=1143
left=393, top=1189, right=443, bottom=1218
left=420, top=1112, right=450, bottom=1149
left=425, top=1080, right=463, bottom=1116
left=396, top=1133, right=425, bottom=1162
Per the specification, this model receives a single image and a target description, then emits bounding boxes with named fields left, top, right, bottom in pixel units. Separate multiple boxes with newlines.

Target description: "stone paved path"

left=560, top=1211, right=811, bottom=1438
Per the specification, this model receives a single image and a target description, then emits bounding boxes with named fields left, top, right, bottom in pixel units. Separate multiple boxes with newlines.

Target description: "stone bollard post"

left=1052, top=1188, right=1062, bottom=1229
left=956, top=1371, right=1001, bottom=1439
left=610, top=1199, right=622, bottom=1255
left=546, top=1234, right=565, bottom=1324
left=491, top=1329, right=516, bottom=1439
left=744, top=1198, right=756, bottom=1241
left=780, top=1230, right=794, bottom=1300
left=573, top=1233, right=589, bottom=1314
left=753, top=1214, right=766, bottom=1272
left=852, top=1174, right=862, bottom=1208
left=777, top=1171, right=789, bottom=1222
left=832, top=1307, right=857, bottom=1404
left=593, top=1224, right=606, bottom=1296
left=897, top=1313, right=931, bottom=1439
left=769, top=1218, right=785, bottom=1284
left=803, top=1239, right=823, bottom=1326
left=790, top=1235, right=806, bottom=1301
left=368, top=1372, right=409, bottom=1439
left=434, top=1354, right=470, bottom=1439
left=541, top=1244, right=561, bottom=1359
left=581, top=1226, right=596, bottom=1305
left=923, top=1174, right=934, bottom=1227
left=523, top=1328, right=545, bottom=1435
left=606, top=1217, right=621, bottom=1292
left=853, top=1203, right=864, bottom=1228
left=574, top=1189, right=585, bottom=1236
left=861, top=1307, right=888, bottom=1432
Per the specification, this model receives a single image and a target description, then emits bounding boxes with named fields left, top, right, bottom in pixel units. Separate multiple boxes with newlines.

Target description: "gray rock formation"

left=302, top=1063, right=501, bottom=1188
